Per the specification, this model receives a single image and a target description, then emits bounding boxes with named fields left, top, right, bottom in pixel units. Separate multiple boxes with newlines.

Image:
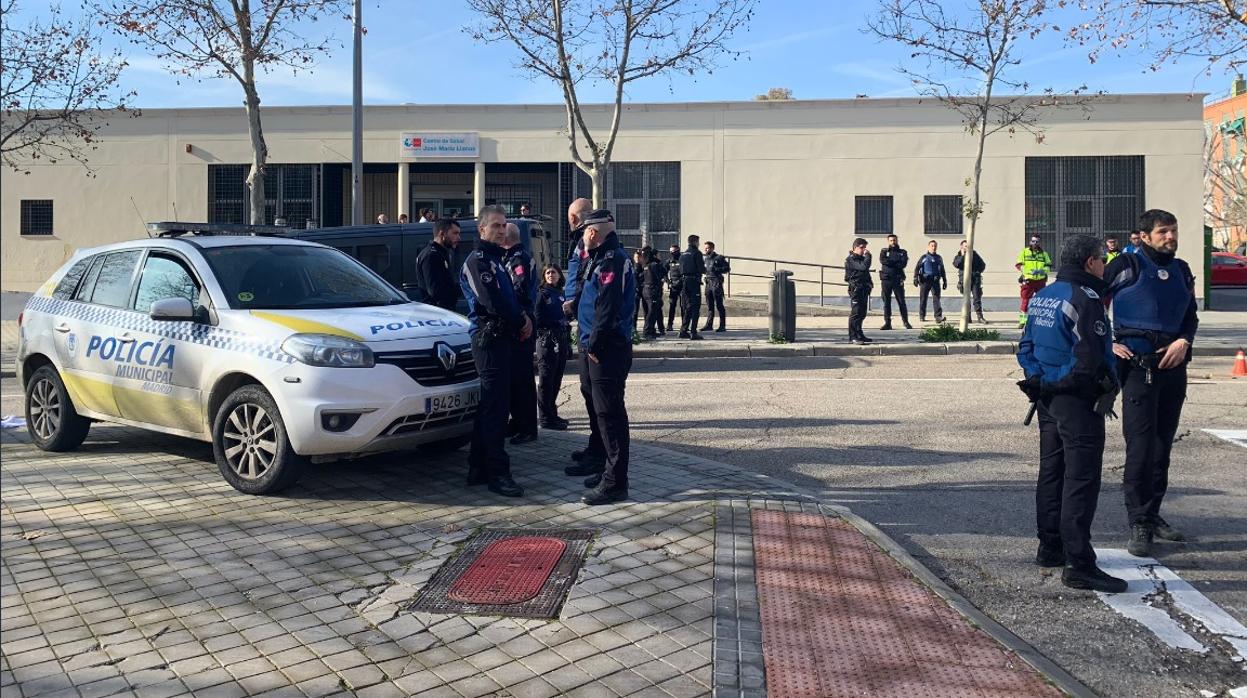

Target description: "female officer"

left=536, top=265, right=571, bottom=430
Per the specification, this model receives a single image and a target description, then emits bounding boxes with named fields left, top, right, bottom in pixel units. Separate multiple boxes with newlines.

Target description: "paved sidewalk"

left=1, top=423, right=1083, bottom=697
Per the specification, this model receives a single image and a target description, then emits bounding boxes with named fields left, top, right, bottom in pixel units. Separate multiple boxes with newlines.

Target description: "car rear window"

left=52, top=258, right=92, bottom=300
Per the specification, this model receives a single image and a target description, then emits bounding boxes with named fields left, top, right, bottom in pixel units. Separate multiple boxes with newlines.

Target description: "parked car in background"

left=1211, top=252, right=1247, bottom=287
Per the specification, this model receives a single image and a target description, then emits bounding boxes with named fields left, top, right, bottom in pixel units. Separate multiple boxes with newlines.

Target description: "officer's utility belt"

left=477, top=317, right=511, bottom=347
left=1115, top=327, right=1176, bottom=354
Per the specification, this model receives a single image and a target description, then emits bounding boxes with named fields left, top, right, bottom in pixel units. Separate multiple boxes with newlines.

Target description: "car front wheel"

left=24, top=365, right=90, bottom=451
left=212, top=385, right=305, bottom=495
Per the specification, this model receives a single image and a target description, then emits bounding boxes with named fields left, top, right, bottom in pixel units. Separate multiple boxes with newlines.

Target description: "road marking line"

left=1203, top=429, right=1247, bottom=449
left=1094, top=548, right=1247, bottom=661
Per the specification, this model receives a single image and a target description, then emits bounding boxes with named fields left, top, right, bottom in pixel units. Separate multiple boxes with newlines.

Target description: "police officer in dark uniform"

left=665, top=245, right=683, bottom=332
left=459, top=205, right=530, bottom=497
left=414, top=218, right=462, bottom=310
left=700, top=241, right=731, bottom=333
left=678, top=235, right=706, bottom=339
left=503, top=223, right=539, bottom=444
left=844, top=238, right=874, bottom=345
left=573, top=210, right=636, bottom=505
left=1017, top=233, right=1126, bottom=593
left=878, top=234, right=912, bottom=330
left=640, top=248, right=666, bottom=338
left=953, top=240, right=989, bottom=325
left=1103, top=209, right=1198, bottom=557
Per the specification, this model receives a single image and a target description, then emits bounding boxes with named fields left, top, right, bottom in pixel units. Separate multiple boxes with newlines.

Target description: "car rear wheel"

left=212, top=385, right=305, bottom=495
left=24, top=366, right=90, bottom=451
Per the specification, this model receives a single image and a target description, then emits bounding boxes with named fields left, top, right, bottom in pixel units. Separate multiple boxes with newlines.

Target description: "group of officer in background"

left=1016, top=208, right=1197, bottom=594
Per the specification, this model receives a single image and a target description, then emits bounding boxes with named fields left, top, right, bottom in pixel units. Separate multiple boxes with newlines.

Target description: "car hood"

left=247, top=304, right=470, bottom=344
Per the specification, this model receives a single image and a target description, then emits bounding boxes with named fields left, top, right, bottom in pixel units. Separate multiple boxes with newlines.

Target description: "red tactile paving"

left=751, top=510, right=1061, bottom=698
left=447, top=536, right=566, bottom=604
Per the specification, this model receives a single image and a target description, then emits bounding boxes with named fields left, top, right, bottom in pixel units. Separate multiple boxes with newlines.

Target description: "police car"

left=17, top=223, right=480, bottom=494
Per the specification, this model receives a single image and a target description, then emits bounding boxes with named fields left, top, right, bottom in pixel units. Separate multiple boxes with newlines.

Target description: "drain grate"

left=408, top=528, right=595, bottom=619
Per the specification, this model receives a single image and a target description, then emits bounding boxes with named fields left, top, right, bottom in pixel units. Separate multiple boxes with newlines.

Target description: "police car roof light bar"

left=147, top=221, right=291, bottom=238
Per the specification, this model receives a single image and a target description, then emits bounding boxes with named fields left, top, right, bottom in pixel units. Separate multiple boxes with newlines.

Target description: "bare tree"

left=1060, top=0, right=1247, bottom=75
left=467, top=0, right=754, bottom=207
left=868, top=0, right=1092, bottom=333
left=754, top=86, right=793, bottom=100
left=96, top=0, right=348, bottom=223
left=1, top=0, right=135, bottom=174
left=1205, top=120, right=1247, bottom=248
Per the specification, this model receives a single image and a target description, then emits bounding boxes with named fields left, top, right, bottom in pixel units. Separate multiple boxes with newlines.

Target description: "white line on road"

left=1094, top=548, right=1247, bottom=661
left=1203, top=429, right=1247, bottom=449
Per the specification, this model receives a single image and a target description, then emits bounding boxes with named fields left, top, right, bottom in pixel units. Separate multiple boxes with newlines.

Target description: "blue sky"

left=45, top=0, right=1237, bottom=108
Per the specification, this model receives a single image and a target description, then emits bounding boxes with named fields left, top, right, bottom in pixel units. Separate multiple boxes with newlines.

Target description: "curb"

left=614, top=342, right=1242, bottom=359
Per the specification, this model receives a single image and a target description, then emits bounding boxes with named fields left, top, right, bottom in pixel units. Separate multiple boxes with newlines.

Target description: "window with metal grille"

left=208, top=164, right=320, bottom=227
left=855, top=196, right=892, bottom=235
left=20, top=200, right=53, bottom=236
left=1025, top=156, right=1144, bottom=252
left=924, top=195, right=963, bottom=235
left=571, top=162, right=681, bottom=244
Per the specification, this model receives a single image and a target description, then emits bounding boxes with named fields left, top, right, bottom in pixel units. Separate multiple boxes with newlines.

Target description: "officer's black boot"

left=1034, top=542, right=1066, bottom=567
left=977, top=312, right=988, bottom=324
left=1127, top=524, right=1154, bottom=557
left=582, top=483, right=628, bottom=505
left=1154, top=516, right=1186, bottom=542
left=1062, top=565, right=1128, bottom=594
left=880, top=322, right=892, bottom=330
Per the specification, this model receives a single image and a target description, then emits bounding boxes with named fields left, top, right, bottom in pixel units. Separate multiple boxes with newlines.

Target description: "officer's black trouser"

left=581, top=341, right=632, bottom=491
left=968, top=275, right=984, bottom=316
left=642, top=294, right=663, bottom=336
left=680, top=283, right=702, bottom=334
left=703, top=281, right=726, bottom=329
left=535, top=330, right=567, bottom=424
left=880, top=277, right=908, bottom=325
left=468, top=334, right=512, bottom=482
left=507, top=334, right=537, bottom=437
left=847, top=284, right=870, bottom=339
left=1120, top=360, right=1187, bottom=527
left=666, top=291, right=681, bottom=330
left=1035, top=392, right=1105, bottom=570
left=919, top=279, right=944, bottom=320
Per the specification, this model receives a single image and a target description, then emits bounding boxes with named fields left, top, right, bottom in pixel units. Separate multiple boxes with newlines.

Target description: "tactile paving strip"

left=751, top=510, right=1061, bottom=698
left=447, top=536, right=567, bottom=604
left=407, top=528, right=594, bottom=619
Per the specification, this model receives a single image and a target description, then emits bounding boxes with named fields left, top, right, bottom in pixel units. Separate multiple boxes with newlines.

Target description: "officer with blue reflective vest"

left=1017, top=233, right=1128, bottom=594
left=913, top=240, right=946, bottom=323
left=571, top=209, right=636, bottom=505
left=459, top=205, right=530, bottom=498
left=503, top=223, right=539, bottom=445
left=562, top=198, right=593, bottom=318
left=1103, top=209, right=1198, bottom=558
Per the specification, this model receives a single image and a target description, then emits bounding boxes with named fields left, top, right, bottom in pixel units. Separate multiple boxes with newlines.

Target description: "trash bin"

left=769, top=270, right=796, bottom=342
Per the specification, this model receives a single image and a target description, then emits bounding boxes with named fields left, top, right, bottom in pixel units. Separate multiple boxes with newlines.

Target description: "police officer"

left=575, top=210, right=636, bottom=505
left=665, top=245, right=683, bottom=332
left=1103, top=236, right=1121, bottom=264
left=562, top=198, right=593, bottom=318
left=678, top=234, right=706, bottom=339
left=459, top=205, right=529, bottom=497
left=1017, top=233, right=1127, bottom=594
left=413, top=218, right=462, bottom=310
left=535, top=264, right=570, bottom=430
left=700, top=241, right=731, bottom=333
left=504, top=223, right=539, bottom=444
left=640, top=248, right=666, bottom=338
left=1015, top=235, right=1053, bottom=328
left=953, top=240, right=988, bottom=325
left=1104, top=209, right=1198, bottom=558
left=878, top=234, right=912, bottom=330
left=913, top=240, right=947, bottom=323
left=844, top=238, right=874, bottom=345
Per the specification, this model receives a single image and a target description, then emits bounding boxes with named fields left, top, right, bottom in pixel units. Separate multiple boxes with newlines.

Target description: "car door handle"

left=54, top=323, right=71, bottom=333
left=118, top=333, right=136, bottom=344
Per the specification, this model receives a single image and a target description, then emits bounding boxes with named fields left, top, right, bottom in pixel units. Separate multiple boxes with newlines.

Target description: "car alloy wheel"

left=28, top=376, right=61, bottom=441
left=221, top=403, right=277, bottom=481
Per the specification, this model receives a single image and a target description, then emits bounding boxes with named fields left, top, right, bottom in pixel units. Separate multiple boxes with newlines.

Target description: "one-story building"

left=2, top=94, right=1205, bottom=301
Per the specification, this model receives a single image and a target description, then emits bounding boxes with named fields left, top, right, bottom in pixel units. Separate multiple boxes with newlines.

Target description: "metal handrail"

left=725, top=255, right=848, bottom=307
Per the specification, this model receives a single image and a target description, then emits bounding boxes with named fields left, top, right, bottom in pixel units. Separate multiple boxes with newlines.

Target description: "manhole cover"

left=408, top=528, right=595, bottom=619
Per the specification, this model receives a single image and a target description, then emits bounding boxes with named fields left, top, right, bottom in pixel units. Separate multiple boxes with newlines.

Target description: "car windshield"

left=203, top=244, right=409, bottom=310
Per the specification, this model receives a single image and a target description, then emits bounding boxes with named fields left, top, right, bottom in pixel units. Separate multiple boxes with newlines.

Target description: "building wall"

left=2, top=95, right=1205, bottom=298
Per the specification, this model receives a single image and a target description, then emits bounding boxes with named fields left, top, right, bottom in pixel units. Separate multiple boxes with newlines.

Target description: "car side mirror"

left=150, top=297, right=196, bottom=321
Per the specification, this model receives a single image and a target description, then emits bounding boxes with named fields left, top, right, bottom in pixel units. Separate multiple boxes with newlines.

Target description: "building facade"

left=3, top=94, right=1205, bottom=299
left=1204, top=78, right=1247, bottom=254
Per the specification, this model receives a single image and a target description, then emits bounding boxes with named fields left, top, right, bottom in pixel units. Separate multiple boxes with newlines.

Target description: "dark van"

left=290, top=218, right=551, bottom=308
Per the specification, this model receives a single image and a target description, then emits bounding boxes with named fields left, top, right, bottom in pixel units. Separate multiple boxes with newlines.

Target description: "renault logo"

left=435, top=342, right=457, bottom=372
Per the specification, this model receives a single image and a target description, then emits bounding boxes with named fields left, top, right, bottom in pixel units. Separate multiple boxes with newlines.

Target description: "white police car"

left=17, top=225, right=479, bottom=494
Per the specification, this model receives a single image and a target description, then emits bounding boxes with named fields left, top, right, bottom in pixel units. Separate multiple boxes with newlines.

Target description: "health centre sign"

left=400, top=132, right=479, bottom=158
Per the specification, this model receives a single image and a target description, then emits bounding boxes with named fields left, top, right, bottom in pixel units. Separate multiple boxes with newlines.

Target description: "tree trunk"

left=589, top=165, right=604, bottom=208
left=242, top=78, right=268, bottom=225
left=959, top=122, right=988, bottom=334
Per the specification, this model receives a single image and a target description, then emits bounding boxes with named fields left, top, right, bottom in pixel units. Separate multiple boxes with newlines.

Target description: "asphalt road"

left=2, top=355, right=1244, bottom=697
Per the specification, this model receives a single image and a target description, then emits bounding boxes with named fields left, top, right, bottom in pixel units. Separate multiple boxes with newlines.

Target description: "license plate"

left=426, top=389, right=480, bottom=413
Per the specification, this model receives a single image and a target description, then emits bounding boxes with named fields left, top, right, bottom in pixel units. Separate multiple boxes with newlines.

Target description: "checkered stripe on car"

left=25, top=296, right=295, bottom=364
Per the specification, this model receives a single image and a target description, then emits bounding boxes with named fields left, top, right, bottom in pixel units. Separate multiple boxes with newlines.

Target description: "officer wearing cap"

left=1017, top=233, right=1126, bottom=594
left=573, top=209, right=636, bottom=505
left=459, top=205, right=530, bottom=497
left=1103, top=209, right=1198, bottom=558
left=504, top=223, right=539, bottom=444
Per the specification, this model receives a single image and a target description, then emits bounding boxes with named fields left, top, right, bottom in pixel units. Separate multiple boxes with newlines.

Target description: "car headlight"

left=281, top=333, right=374, bottom=368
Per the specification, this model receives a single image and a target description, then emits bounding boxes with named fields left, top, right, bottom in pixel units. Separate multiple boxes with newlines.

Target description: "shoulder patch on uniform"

left=1157, top=268, right=1170, bottom=281
left=599, top=269, right=616, bottom=286
left=1094, top=320, right=1107, bottom=336
left=481, top=271, right=494, bottom=284
left=1081, top=286, right=1099, bottom=299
